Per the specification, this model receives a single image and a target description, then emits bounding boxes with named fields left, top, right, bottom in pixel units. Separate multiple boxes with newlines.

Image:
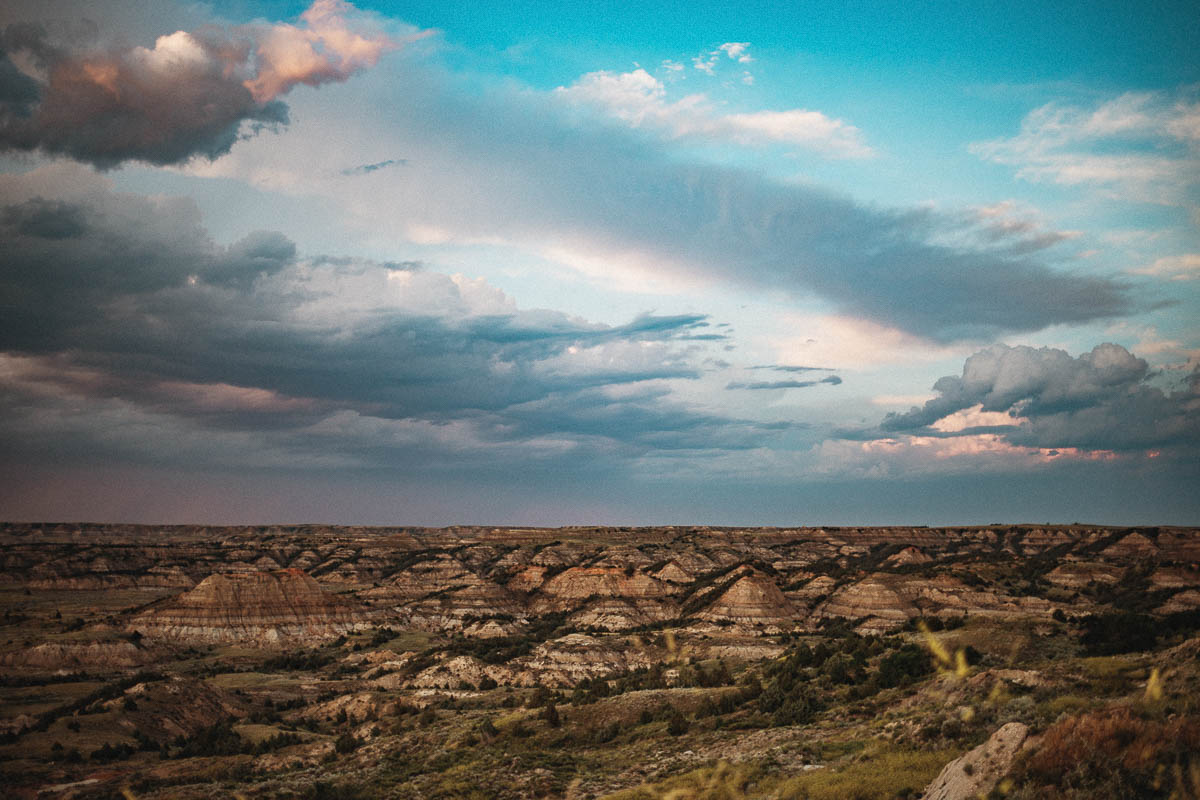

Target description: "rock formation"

left=128, top=569, right=368, bottom=646
left=1045, top=562, right=1122, bottom=588
left=0, top=640, right=156, bottom=670
left=887, top=546, right=932, bottom=566
left=815, top=573, right=1057, bottom=632
left=921, top=722, right=1030, bottom=800
left=814, top=576, right=918, bottom=633
left=533, top=567, right=672, bottom=613
left=698, top=572, right=796, bottom=632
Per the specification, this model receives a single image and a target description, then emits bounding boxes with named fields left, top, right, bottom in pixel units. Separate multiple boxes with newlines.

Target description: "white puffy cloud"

left=557, top=67, right=872, bottom=158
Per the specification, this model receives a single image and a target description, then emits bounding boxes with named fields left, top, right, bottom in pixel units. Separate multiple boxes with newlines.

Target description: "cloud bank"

left=220, top=56, right=1135, bottom=342
left=873, top=342, right=1200, bottom=454
left=0, top=166, right=797, bottom=475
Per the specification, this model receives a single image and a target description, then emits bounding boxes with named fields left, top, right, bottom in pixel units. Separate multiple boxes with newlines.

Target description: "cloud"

left=865, top=342, right=1200, bottom=454
left=0, top=166, right=794, bottom=473
left=201, top=56, right=1134, bottom=341
left=0, top=0, right=403, bottom=167
left=751, top=364, right=836, bottom=373
left=727, top=375, right=842, bottom=390
left=955, top=200, right=1082, bottom=255
left=1131, top=253, right=1200, bottom=281
left=717, top=43, right=753, bottom=63
left=971, top=90, right=1200, bottom=206
left=557, top=68, right=872, bottom=158
left=693, top=42, right=753, bottom=74
left=340, top=157, right=406, bottom=175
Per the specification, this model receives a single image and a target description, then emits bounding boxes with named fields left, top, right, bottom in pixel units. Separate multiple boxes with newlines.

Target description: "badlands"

left=1, top=522, right=1198, bottom=799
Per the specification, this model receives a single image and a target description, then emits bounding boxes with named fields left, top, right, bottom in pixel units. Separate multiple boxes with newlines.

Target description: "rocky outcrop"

left=1158, top=589, right=1200, bottom=614
left=393, top=575, right=525, bottom=635
left=653, top=561, right=693, bottom=584
left=699, top=572, right=796, bottom=632
left=1045, top=562, right=1122, bottom=588
left=887, top=546, right=932, bottom=566
left=1101, top=532, right=1159, bottom=559
left=409, top=655, right=514, bottom=689
left=365, top=555, right=474, bottom=603
left=511, top=633, right=657, bottom=687
left=0, top=640, right=157, bottom=670
left=116, top=677, right=251, bottom=743
left=128, top=569, right=368, bottom=646
left=814, top=576, right=917, bottom=633
left=921, top=722, right=1030, bottom=800
left=505, top=565, right=549, bottom=593
left=816, top=573, right=1056, bottom=632
left=1151, top=566, right=1200, bottom=589
left=570, top=598, right=678, bottom=631
left=533, top=567, right=671, bottom=612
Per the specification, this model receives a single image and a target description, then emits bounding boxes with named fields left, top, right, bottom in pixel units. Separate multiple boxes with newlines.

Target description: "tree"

left=667, top=709, right=690, bottom=736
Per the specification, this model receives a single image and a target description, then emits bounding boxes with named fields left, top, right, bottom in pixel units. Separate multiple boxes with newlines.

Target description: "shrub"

left=877, top=644, right=933, bottom=689
left=1080, top=613, right=1158, bottom=655
left=174, top=720, right=248, bottom=758
left=1010, top=708, right=1200, bottom=798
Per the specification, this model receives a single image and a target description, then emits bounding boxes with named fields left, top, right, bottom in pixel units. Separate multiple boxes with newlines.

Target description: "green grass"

left=208, top=671, right=305, bottom=689
left=773, top=747, right=958, bottom=800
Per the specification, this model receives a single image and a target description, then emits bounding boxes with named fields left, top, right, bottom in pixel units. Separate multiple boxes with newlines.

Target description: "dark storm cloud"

left=0, top=193, right=296, bottom=350
left=0, top=175, right=775, bottom=471
left=0, top=2, right=395, bottom=168
left=861, top=343, right=1200, bottom=453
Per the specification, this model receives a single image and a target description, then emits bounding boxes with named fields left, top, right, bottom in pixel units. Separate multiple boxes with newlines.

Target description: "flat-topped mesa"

left=128, top=569, right=368, bottom=646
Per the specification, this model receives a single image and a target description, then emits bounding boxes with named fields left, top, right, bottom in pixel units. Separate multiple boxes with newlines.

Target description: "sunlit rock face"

left=128, top=569, right=368, bottom=646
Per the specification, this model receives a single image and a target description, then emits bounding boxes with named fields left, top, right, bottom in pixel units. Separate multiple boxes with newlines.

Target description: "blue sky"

left=0, top=0, right=1196, bottom=524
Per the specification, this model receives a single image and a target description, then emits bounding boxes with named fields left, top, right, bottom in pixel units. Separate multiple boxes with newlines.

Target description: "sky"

left=0, top=0, right=1196, bottom=526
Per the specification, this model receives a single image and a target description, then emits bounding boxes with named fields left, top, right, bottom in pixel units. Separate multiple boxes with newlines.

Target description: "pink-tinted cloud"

left=244, top=0, right=395, bottom=103
left=0, top=1, right=404, bottom=168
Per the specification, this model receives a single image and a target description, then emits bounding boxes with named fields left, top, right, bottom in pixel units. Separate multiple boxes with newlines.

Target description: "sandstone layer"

left=128, top=569, right=368, bottom=646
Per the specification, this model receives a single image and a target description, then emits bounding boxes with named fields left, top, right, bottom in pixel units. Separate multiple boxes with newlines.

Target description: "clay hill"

left=128, top=569, right=368, bottom=646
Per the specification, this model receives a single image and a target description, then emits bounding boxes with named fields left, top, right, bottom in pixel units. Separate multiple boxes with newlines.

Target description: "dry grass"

left=601, top=747, right=958, bottom=800
left=1011, top=707, right=1200, bottom=799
